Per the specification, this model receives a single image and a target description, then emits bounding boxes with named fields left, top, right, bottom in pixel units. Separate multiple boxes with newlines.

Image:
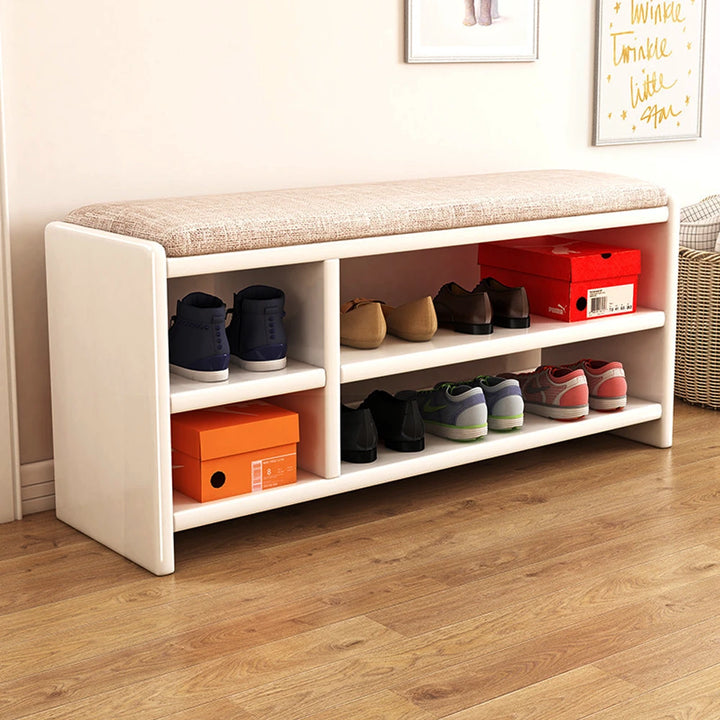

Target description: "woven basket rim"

left=678, top=245, right=720, bottom=259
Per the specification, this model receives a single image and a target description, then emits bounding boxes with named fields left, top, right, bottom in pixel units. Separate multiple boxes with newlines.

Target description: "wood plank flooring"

left=1, top=401, right=720, bottom=719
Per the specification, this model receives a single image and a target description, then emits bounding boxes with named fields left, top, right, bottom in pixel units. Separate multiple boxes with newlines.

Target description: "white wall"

left=1, top=1, right=718, bottom=486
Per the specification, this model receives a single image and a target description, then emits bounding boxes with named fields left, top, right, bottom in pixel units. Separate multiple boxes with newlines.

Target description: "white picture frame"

left=405, top=0, right=539, bottom=63
left=593, top=0, right=706, bottom=145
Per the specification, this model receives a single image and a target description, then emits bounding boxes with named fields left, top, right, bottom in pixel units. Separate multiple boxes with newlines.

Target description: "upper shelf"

left=340, top=308, right=665, bottom=383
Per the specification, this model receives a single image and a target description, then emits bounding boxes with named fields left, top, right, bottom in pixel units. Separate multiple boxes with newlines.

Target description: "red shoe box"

left=477, top=237, right=641, bottom=322
left=171, top=400, right=299, bottom=502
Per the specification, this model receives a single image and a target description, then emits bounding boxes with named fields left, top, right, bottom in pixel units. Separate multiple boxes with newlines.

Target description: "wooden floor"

left=2, top=402, right=720, bottom=719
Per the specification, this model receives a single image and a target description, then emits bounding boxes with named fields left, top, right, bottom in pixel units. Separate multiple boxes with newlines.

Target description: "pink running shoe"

left=499, top=366, right=589, bottom=421
left=563, top=359, right=627, bottom=411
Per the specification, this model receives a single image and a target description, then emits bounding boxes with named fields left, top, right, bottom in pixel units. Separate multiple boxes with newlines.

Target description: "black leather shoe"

left=432, top=282, right=493, bottom=334
left=360, top=390, right=425, bottom=452
left=341, top=405, right=378, bottom=463
left=473, top=277, right=530, bottom=328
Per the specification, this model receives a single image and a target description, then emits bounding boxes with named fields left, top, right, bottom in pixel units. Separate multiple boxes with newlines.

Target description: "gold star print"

left=689, top=69, right=692, bottom=75
left=607, top=74, right=612, bottom=82
left=621, top=110, right=627, bottom=120
left=677, top=121, right=681, bottom=126
left=608, top=112, right=612, bottom=119
left=632, top=125, right=637, bottom=132
left=686, top=95, right=690, bottom=105
left=614, top=1, right=621, bottom=12
left=687, top=42, right=692, bottom=50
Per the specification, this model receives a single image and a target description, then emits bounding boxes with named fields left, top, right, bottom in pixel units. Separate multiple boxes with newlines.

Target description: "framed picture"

left=405, top=0, right=539, bottom=63
left=593, top=0, right=706, bottom=145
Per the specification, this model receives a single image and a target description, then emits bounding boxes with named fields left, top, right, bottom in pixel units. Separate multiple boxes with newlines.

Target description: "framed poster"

left=405, top=0, right=539, bottom=63
left=594, top=0, right=706, bottom=145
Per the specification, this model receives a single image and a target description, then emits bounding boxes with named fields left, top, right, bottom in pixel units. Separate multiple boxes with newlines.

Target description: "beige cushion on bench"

left=65, top=170, right=667, bottom=258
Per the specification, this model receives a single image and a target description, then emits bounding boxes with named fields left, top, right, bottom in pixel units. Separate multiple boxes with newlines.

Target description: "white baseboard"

left=20, top=459, right=55, bottom=514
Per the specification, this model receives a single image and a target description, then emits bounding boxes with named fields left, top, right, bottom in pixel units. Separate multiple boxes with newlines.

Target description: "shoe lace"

left=435, top=381, right=473, bottom=396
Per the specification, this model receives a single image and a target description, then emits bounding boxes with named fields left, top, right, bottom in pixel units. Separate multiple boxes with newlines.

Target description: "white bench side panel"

left=45, top=223, right=174, bottom=574
left=545, top=206, right=678, bottom=448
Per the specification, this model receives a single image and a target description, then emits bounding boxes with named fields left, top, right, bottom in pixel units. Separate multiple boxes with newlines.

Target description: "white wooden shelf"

left=173, top=468, right=325, bottom=531
left=170, top=359, right=326, bottom=414
left=172, top=397, right=661, bottom=532
left=340, top=398, right=661, bottom=485
left=340, top=309, right=666, bottom=383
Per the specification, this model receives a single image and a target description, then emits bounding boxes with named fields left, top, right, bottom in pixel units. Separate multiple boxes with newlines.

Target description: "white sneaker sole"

left=488, top=414, right=524, bottom=431
left=524, top=402, right=589, bottom=420
left=424, top=421, right=488, bottom=441
left=590, top=395, right=627, bottom=411
left=231, top=355, right=287, bottom=372
left=169, top=364, right=228, bottom=383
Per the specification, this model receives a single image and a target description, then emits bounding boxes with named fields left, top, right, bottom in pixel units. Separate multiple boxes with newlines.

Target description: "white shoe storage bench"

left=45, top=170, right=678, bottom=575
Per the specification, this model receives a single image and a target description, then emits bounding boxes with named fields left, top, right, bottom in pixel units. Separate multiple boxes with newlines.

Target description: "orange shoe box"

left=171, top=401, right=299, bottom=502
left=478, top=237, right=641, bottom=322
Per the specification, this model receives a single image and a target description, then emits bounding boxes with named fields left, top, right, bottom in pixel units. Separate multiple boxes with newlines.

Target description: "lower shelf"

left=172, top=396, right=661, bottom=532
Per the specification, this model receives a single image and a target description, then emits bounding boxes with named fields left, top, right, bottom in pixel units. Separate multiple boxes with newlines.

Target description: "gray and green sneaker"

left=397, top=382, right=487, bottom=441
left=470, top=375, right=524, bottom=431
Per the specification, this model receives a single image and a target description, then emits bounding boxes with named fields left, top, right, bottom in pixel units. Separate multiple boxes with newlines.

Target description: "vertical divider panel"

left=322, top=258, right=341, bottom=478
left=232, top=259, right=340, bottom=478
left=45, top=223, right=175, bottom=575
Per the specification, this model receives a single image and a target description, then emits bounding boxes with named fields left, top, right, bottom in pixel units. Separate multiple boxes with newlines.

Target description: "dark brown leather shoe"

left=432, top=282, right=493, bottom=334
left=474, top=277, right=530, bottom=328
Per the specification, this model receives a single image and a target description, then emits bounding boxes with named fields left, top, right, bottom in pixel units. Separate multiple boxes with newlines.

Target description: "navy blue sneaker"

left=227, top=285, right=288, bottom=371
left=168, top=292, right=230, bottom=382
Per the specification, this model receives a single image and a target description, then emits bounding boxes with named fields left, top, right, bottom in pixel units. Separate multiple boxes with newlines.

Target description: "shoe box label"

left=586, top=283, right=635, bottom=318
left=251, top=452, right=297, bottom=492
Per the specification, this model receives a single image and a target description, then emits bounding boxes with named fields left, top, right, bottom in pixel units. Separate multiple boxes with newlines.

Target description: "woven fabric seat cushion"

left=65, top=170, right=668, bottom=258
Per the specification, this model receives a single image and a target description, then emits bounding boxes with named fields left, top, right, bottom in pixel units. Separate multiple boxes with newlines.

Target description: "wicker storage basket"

left=675, top=246, right=720, bottom=408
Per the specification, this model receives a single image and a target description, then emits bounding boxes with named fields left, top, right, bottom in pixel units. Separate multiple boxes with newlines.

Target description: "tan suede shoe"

left=381, top=296, right=438, bottom=342
left=340, top=299, right=386, bottom=349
